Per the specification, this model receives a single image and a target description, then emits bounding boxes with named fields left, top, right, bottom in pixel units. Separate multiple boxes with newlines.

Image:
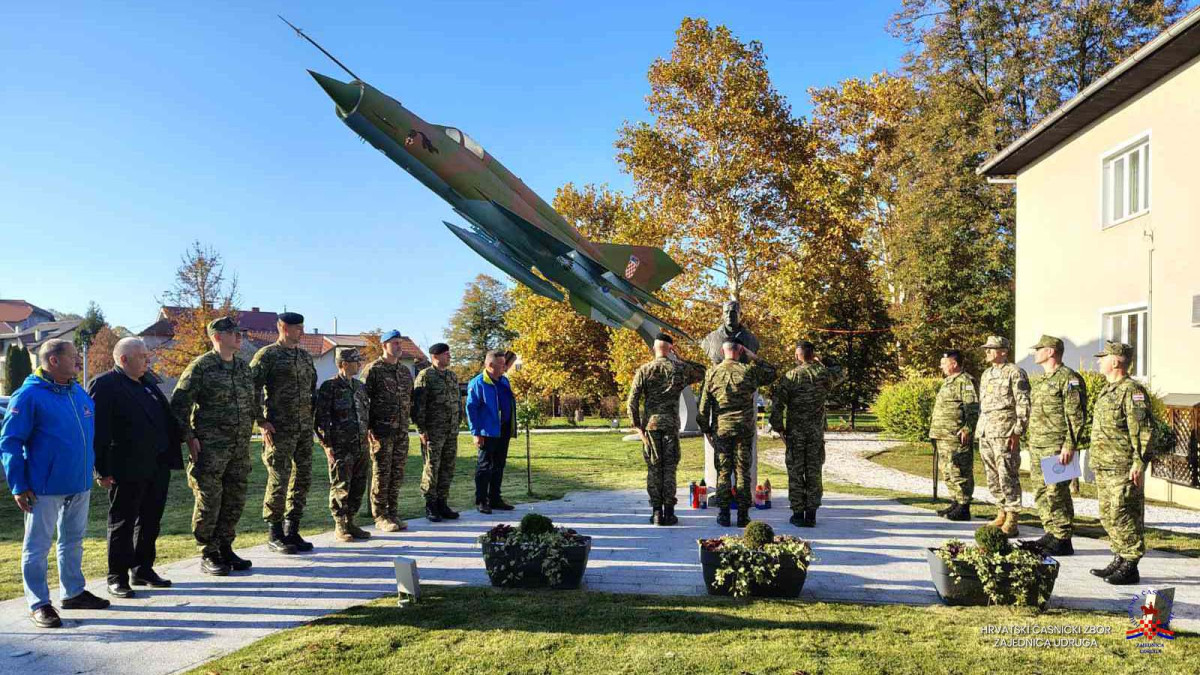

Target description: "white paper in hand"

left=1040, top=453, right=1081, bottom=485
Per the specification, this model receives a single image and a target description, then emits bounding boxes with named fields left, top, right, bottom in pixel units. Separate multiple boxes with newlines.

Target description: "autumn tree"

left=445, top=274, right=517, bottom=380
left=155, top=242, right=240, bottom=378
left=358, top=330, right=383, bottom=366
left=87, top=325, right=120, bottom=377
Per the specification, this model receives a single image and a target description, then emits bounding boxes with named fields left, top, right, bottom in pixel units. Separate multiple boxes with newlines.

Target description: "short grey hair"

left=485, top=350, right=506, bottom=365
left=38, top=338, right=74, bottom=364
left=113, top=336, right=147, bottom=362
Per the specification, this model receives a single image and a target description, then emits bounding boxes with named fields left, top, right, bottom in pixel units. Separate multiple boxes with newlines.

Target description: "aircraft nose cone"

left=308, top=70, right=361, bottom=113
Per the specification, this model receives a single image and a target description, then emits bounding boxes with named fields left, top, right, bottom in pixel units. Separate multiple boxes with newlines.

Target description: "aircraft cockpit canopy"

left=444, top=127, right=485, bottom=159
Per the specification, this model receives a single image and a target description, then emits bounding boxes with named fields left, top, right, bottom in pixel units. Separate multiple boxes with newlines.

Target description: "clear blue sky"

left=0, top=1, right=906, bottom=353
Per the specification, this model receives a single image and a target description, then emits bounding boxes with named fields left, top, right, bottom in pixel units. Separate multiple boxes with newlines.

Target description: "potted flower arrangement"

left=927, top=525, right=1060, bottom=609
left=697, top=522, right=812, bottom=598
left=479, top=513, right=592, bottom=589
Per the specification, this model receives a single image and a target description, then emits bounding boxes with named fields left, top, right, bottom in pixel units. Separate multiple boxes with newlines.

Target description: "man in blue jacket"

left=1, top=339, right=111, bottom=628
left=466, top=350, right=516, bottom=514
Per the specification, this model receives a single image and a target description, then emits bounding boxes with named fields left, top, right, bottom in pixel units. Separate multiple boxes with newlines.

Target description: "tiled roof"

left=143, top=306, right=282, bottom=338
left=0, top=319, right=83, bottom=348
left=0, top=299, right=51, bottom=323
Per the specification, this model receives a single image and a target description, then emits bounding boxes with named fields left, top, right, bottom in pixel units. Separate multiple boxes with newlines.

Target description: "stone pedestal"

left=678, top=389, right=700, bottom=437
left=703, top=433, right=758, bottom=506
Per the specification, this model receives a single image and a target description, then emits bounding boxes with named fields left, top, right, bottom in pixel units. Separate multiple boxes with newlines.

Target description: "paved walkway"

left=1, top=487, right=1196, bottom=674
left=761, top=432, right=1200, bottom=535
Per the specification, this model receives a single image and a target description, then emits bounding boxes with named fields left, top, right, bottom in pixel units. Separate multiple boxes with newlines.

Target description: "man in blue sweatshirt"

left=1, top=339, right=111, bottom=628
left=466, top=350, right=516, bottom=514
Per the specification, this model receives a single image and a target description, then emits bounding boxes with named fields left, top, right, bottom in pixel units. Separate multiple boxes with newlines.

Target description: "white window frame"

left=1099, top=303, right=1149, bottom=380
left=1099, top=131, right=1151, bottom=229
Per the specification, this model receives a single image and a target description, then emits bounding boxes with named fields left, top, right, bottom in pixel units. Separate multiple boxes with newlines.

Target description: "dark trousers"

left=475, top=435, right=511, bottom=505
left=107, top=464, right=171, bottom=583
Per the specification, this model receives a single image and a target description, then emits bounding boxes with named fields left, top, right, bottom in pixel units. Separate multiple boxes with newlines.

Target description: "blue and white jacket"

left=0, top=370, right=95, bottom=496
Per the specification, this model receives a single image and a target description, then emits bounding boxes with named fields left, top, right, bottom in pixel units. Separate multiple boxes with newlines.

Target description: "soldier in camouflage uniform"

left=363, top=330, right=414, bottom=533
left=1088, top=341, right=1152, bottom=585
left=413, top=343, right=461, bottom=522
left=250, top=312, right=317, bottom=555
left=977, top=336, right=1031, bottom=537
left=315, top=349, right=372, bottom=542
left=928, top=349, right=979, bottom=522
left=698, top=337, right=777, bottom=528
left=1027, top=335, right=1087, bottom=556
left=627, top=332, right=706, bottom=526
left=769, top=340, right=845, bottom=528
left=170, top=317, right=256, bottom=576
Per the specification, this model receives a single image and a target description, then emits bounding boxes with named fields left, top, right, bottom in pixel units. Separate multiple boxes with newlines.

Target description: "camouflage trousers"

left=369, top=430, right=409, bottom=520
left=261, top=427, right=314, bottom=524
left=1029, top=445, right=1074, bottom=538
left=934, top=438, right=975, bottom=505
left=327, top=442, right=369, bottom=519
left=187, top=435, right=251, bottom=556
left=420, top=428, right=457, bottom=501
left=642, top=429, right=681, bottom=508
left=1096, top=468, right=1145, bottom=561
left=978, top=436, right=1022, bottom=512
left=784, top=426, right=825, bottom=511
left=713, top=431, right=754, bottom=510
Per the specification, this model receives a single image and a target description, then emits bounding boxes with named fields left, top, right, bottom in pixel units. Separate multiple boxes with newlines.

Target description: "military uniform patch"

left=1068, top=379, right=1079, bottom=388
left=1132, top=393, right=1145, bottom=402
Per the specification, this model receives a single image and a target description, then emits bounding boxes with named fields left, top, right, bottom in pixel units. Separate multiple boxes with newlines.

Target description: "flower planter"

left=925, top=547, right=1059, bottom=609
left=698, top=543, right=807, bottom=598
left=481, top=537, right=592, bottom=589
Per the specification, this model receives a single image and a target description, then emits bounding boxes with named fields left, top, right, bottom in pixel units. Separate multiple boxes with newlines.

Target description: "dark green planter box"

left=698, top=543, right=807, bottom=598
left=925, top=547, right=1059, bottom=609
left=481, top=537, right=592, bottom=589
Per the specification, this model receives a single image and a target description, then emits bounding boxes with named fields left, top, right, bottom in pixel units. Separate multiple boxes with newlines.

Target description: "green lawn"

left=191, top=585, right=1197, bottom=675
left=0, top=433, right=789, bottom=602
left=863, top=442, right=1200, bottom=558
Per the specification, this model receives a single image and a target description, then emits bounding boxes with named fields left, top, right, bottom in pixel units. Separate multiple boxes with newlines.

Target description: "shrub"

left=873, top=377, right=941, bottom=440
left=519, top=513, right=555, bottom=536
left=743, top=521, right=775, bottom=549
left=974, top=525, right=1011, bottom=555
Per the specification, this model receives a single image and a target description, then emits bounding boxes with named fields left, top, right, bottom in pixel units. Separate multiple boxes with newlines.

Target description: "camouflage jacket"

left=412, top=366, right=461, bottom=434
left=698, top=357, right=777, bottom=436
left=363, top=358, right=414, bottom=436
left=250, top=341, right=317, bottom=431
left=1090, top=376, right=1153, bottom=472
left=929, top=372, right=979, bottom=440
left=769, top=361, right=845, bottom=434
left=978, top=362, right=1031, bottom=439
left=315, top=375, right=369, bottom=451
left=627, top=356, right=706, bottom=431
left=1028, top=365, right=1087, bottom=450
left=170, top=350, right=255, bottom=443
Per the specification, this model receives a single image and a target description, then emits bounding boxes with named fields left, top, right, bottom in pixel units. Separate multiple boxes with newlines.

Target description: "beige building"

left=981, top=8, right=1200, bottom=506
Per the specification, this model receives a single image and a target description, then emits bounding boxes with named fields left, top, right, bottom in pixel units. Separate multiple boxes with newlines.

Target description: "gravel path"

left=762, top=432, right=1200, bottom=536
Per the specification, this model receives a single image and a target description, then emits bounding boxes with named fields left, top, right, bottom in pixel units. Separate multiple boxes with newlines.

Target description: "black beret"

left=654, top=332, right=674, bottom=344
left=429, top=342, right=450, bottom=355
left=278, top=312, right=304, bottom=325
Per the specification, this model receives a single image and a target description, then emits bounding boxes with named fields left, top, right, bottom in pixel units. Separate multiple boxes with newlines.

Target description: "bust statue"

left=700, top=300, right=760, bottom=365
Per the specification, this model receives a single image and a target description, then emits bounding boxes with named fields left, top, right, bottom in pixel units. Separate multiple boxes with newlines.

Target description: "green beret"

left=429, top=342, right=450, bottom=355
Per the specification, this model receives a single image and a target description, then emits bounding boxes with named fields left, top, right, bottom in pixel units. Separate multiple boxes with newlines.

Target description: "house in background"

left=0, top=299, right=55, bottom=334
left=310, top=331, right=428, bottom=384
left=0, top=319, right=84, bottom=371
left=981, top=7, right=1200, bottom=507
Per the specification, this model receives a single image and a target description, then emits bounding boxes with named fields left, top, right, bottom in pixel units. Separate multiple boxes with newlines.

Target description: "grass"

left=862, top=442, right=1200, bottom=558
left=190, top=585, right=1197, bottom=674
left=0, top=432, right=789, bottom=602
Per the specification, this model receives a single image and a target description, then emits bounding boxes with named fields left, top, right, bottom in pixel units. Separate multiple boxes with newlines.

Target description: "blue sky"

left=0, top=1, right=906, bottom=352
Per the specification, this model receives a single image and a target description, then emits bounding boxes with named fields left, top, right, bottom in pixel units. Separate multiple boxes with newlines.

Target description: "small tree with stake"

left=516, top=399, right=545, bottom=496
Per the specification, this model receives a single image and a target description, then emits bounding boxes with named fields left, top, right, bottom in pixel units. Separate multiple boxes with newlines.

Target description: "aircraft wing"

left=489, top=200, right=574, bottom=257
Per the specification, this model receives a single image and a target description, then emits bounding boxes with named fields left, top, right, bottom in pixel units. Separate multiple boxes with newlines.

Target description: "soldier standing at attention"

left=413, top=343, right=461, bottom=522
left=170, top=317, right=256, bottom=576
left=769, top=340, right=845, bottom=528
left=977, top=336, right=1031, bottom=537
left=1026, top=335, right=1086, bottom=556
left=250, top=312, right=318, bottom=555
left=315, top=349, right=372, bottom=543
left=928, top=350, right=979, bottom=522
left=362, top=330, right=414, bottom=533
left=1088, top=341, right=1152, bottom=585
left=627, top=333, right=706, bottom=526
left=698, top=337, right=776, bottom=528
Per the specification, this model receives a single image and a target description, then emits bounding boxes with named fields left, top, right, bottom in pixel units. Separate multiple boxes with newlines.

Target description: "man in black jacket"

left=89, top=337, right=183, bottom=597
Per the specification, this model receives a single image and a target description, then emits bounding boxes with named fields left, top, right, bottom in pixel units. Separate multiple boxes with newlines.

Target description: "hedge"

left=873, top=377, right=941, bottom=441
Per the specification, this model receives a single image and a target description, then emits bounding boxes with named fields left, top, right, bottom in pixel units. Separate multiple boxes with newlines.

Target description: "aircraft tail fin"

left=591, top=243, right=683, bottom=294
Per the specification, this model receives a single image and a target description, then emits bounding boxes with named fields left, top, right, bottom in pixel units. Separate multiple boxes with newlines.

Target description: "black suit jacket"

left=89, top=368, right=184, bottom=481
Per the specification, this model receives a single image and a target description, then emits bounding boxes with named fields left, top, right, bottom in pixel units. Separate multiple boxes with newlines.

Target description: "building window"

left=1102, top=137, right=1149, bottom=228
left=1103, top=307, right=1148, bottom=377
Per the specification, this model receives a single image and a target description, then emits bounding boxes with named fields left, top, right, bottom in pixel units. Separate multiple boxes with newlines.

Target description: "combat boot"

left=804, top=508, right=817, bottom=527
left=426, top=498, right=444, bottom=522
left=334, top=518, right=354, bottom=543
left=438, top=499, right=460, bottom=520
left=717, top=507, right=731, bottom=527
left=650, top=507, right=663, bottom=525
left=1000, top=511, right=1020, bottom=538
left=736, top=506, right=750, bottom=528
left=200, top=552, right=231, bottom=576
left=789, top=511, right=805, bottom=527
left=376, top=517, right=401, bottom=533
left=284, top=519, right=314, bottom=552
left=1037, top=535, right=1074, bottom=556
left=1090, top=554, right=1122, bottom=577
left=937, top=503, right=956, bottom=517
left=1104, top=558, right=1140, bottom=585
left=662, top=505, right=678, bottom=526
left=267, top=522, right=298, bottom=555
left=945, top=503, right=971, bottom=521
left=346, top=518, right=371, bottom=540
left=988, top=510, right=1006, bottom=527
left=219, top=543, right=253, bottom=571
